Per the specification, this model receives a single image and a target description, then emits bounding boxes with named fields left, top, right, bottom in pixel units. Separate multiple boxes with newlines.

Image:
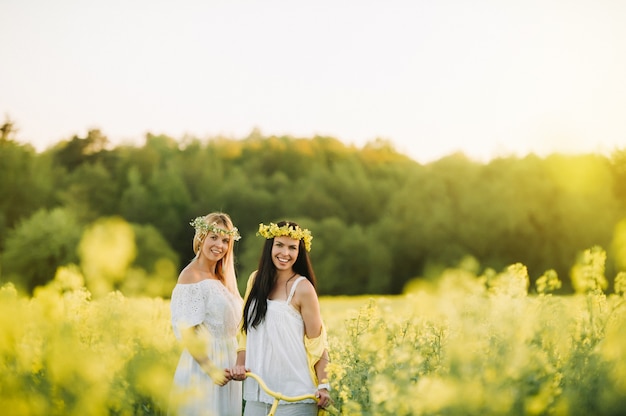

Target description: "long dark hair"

left=242, top=221, right=317, bottom=333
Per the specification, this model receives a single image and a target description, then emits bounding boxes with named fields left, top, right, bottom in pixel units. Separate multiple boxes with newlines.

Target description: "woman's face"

left=201, top=230, right=231, bottom=262
left=271, top=235, right=300, bottom=271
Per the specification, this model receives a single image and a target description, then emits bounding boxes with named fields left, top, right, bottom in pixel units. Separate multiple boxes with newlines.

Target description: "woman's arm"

left=181, top=325, right=230, bottom=385
left=298, top=282, right=331, bottom=407
left=230, top=350, right=248, bottom=381
left=299, top=281, right=323, bottom=339
left=229, top=271, right=256, bottom=381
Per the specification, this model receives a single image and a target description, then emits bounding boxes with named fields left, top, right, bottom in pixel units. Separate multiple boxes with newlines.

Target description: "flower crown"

left=257, top=222, right=313, bottom=252
left=190, top=217, right=241, bottom=241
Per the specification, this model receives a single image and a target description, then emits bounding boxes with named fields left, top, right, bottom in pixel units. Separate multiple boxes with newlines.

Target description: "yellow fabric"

left=236, top=271, right=256, bottom=352
left=305, top=324, right=329, bottom=385
left=305, top=319, right=331, bottom=416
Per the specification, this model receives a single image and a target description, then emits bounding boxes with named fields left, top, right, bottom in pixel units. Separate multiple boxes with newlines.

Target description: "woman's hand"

left=229, top=364, right=248, bottom=381
left=216, top=368, right=231, bottom=386
left=196, top=358, right=228, bottom=386
left=315, top=386, right=331, bottom=409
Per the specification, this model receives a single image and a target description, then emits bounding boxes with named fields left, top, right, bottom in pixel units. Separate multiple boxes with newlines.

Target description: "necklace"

left=284, top=272, right=298, bottom=297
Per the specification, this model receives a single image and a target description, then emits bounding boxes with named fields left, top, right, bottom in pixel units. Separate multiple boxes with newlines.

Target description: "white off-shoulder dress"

left=170, top=279, right=243, bottom=416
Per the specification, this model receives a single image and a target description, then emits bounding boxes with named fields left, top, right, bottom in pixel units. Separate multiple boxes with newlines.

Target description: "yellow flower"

left=257, top=222, right=313, bottom=251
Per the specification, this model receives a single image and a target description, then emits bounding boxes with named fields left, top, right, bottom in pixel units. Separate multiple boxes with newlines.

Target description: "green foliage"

left=610, top=218, right=626, bottom=273
left=131, top=223, right=180, bottom=275
left=609, top=149, right=626, bottom=208
left=120, top=166, right=152, bottom=224
left=78, top=217, right=178, bottom=298
left=1, top=207, right=82, bottom=292
left=123, top=223, right=180, bottom=298
left=311, top=218, right=393, bottom=294
left=3, top=128, right=626, bottom=295
left=58, top=162, right=120, bottom=223
left=0, top=138, right=56, bottom=248
left=1, top=208, right=177, bottom=297
left=51, top=129, right=111, bottom=172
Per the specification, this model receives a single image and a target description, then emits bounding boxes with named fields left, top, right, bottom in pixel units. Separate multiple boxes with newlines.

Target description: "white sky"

left=1, top=0, right=625, bottom=164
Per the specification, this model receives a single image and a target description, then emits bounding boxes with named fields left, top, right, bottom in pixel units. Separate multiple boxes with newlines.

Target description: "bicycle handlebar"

left=245, top=372, right=319, bottom=402
left=244, top=372, right=337, bottom=415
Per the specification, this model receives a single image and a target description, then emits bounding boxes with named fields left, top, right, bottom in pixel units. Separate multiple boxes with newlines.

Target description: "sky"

left=2, top=0, right=626, bottom=164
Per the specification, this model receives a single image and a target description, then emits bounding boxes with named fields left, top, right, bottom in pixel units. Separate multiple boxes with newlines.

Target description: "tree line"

left=1, top=121, right=626, bottom=297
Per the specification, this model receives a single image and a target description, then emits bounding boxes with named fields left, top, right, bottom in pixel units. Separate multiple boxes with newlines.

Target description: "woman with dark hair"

left=169, top=212, right=243, bottom=416
left=231, top=221, right=331, bottom=415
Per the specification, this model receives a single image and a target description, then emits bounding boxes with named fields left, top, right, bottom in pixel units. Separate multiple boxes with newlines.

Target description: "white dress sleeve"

left=170, top=283, right=206, bottom=340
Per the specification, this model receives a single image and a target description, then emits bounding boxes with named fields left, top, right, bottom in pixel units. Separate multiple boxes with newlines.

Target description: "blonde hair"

left=191, top=212, right=242, bottom=300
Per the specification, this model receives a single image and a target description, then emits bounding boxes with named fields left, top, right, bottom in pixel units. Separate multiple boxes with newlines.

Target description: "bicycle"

left=244, top=372, right=338, bottom=416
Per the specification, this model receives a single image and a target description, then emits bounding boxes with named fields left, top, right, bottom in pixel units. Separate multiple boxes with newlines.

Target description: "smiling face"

left=200, top=230, right=231, bottom=262
left=271, top=235, right=300, bottom=272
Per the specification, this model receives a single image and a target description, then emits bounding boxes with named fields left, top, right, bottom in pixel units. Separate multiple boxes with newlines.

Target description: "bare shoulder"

left=177, top=264, right=200, bottom=284
left=294, top=278, right=318, bottom=302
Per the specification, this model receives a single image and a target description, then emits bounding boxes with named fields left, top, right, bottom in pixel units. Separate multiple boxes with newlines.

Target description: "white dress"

left=243, top=276, right=317, bottom=409
left=170, top=279, right=243, bottom=416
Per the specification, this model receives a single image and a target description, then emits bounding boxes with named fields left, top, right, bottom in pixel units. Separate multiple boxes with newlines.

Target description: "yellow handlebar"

left=244, top=372, right=337, bottom=415
left=245, top=372, right=318, bottom=402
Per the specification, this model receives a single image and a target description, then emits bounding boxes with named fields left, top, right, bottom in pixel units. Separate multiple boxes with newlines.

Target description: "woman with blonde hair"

left=169, top=212, right=243, bottom=416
